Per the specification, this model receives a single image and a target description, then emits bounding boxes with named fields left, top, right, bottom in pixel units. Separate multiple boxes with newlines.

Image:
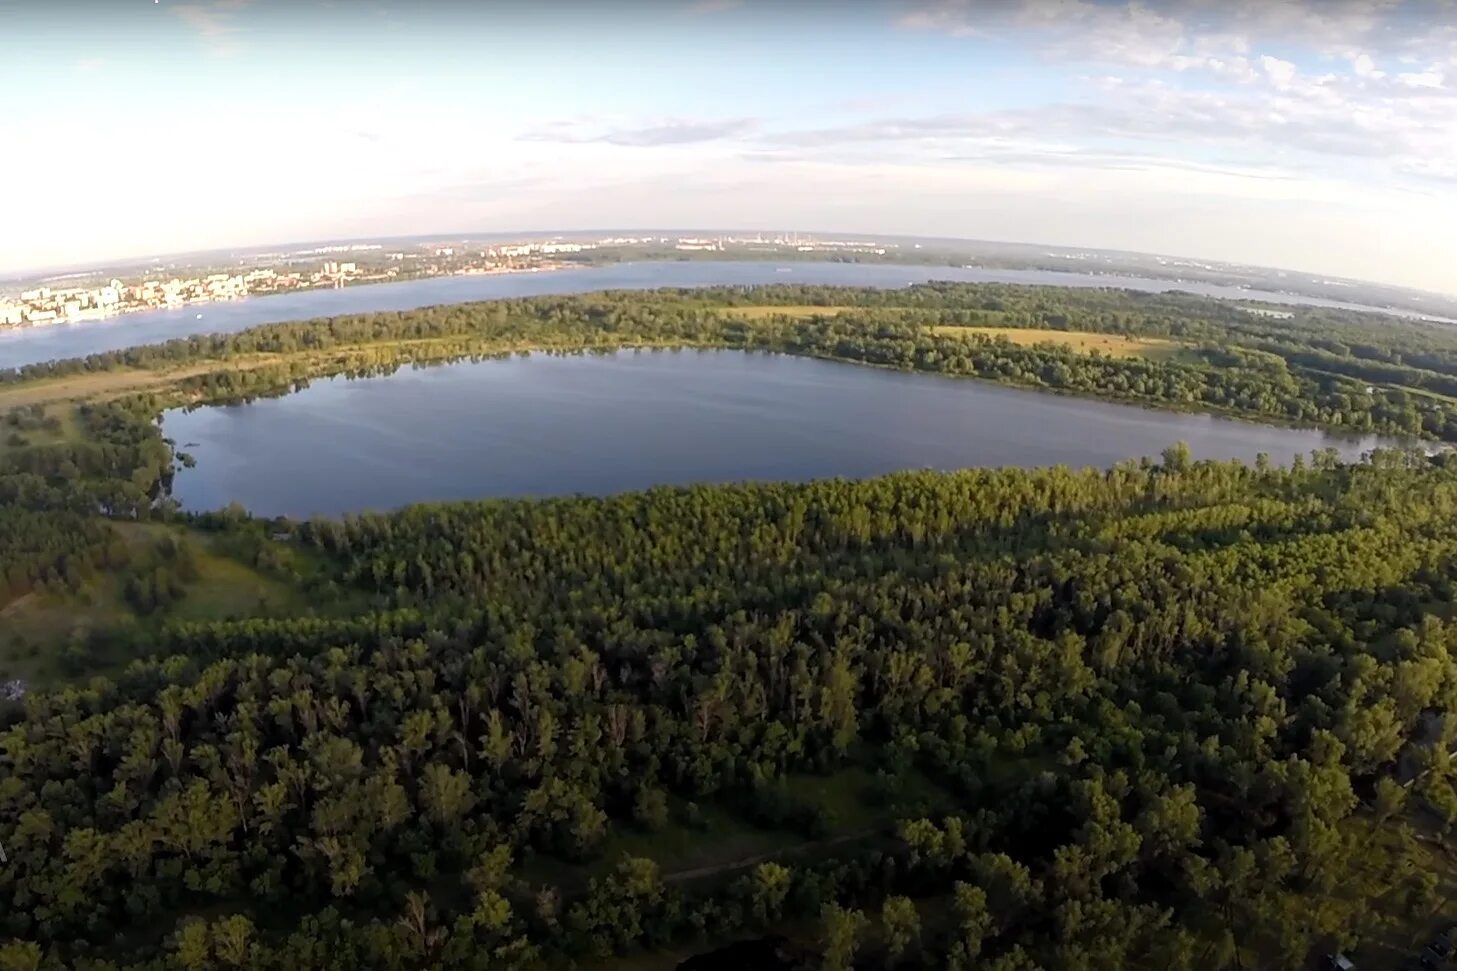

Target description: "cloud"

left=171, top=0, right=252, bottom=55
left=685, top=0, right=743, bottom=13
left=522, top=117, right=757, bottom=147
left=1398, top=69, right=1446, bottom=89
left=1351, top=52, right=1385, bottom=80
left=1260, top=54, right=1297, bottom=89
left=897, top=0, right=1435, bottom=70
left=886, top=0, right=1457, bottom=192
left=766, top=67, right=1455, bottom=186
left=940, top=145, right=1301, bottom=183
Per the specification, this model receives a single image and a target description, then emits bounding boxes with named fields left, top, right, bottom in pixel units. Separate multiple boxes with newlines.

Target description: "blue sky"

left=4, top=0, right=1455, bottom=292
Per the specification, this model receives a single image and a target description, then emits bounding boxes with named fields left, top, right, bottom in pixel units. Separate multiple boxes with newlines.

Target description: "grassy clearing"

left=0, top=588, right=130, bottom=684
left=1400, top=384, right=1457, bottom=406
left=174, top=545, right=305, bottom=622
left=0, top=334, right=698, bottom=414
left=0, top=523, right=307, bottom=687
left=112, top=523, right=307, bottom=617
left=787, top=764, right=957, bottom=831
left=0, top=367, right=225, bottom=409
left=518, top=765, right=958, bottom=900
left=931, top=325, right=1186, bottom=360
left=518, top=800, right=804, bottom=892
left=0, top=336, right=470, bottom=410
left=610, top=807, right=798, bottom=878
left=0, top=401, right=82, bottom=458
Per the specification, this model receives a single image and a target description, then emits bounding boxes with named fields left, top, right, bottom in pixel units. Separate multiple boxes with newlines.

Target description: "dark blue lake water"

left=0, top=260, right=1427, bottom=369
left=162, top=350, right=1397, bottom=518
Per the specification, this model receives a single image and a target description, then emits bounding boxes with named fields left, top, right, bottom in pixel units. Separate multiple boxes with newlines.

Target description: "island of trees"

left=6, top=282, right=1457, bottom=969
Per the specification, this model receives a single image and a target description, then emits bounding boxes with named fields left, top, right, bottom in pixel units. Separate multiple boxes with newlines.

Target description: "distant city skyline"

left=9, top=228, right=1451, bottom=302
left=5, top=0, right=1456, bottom=294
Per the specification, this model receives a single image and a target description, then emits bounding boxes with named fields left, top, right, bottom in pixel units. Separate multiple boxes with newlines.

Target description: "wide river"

left=163, top=350, right=1398, bottom=518
left=0, top=260, right=1433, bottom=370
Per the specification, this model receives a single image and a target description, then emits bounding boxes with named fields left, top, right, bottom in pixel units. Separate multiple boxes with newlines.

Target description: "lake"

left=162, top=350, right=1397, bottom=518
left=0, top=260, right=1435, bottom=370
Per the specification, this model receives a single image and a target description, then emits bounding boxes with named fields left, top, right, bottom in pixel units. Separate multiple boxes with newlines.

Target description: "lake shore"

left=0, top=259, right=580, bottom=336
left=3, top=260, right=1449, bottom=372
left=163, top=349, right=1403, bottom=517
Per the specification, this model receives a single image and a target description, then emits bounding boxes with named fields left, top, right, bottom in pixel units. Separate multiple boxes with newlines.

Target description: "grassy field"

left=1399, top=384, right=1457, bottom=407
left=0, top=335, right=712, bottom=416
left=0, top=590, right=130, bottom=684
left=0, top=523, right=308, bottom=687
left=518, top=800, right=805, bottom=892
left=116, top=523, right=309, bottom=619
left=787, top=764, right=955, bottom=830
left=931, top=325, right=1186, bottom=360
left=0, top=401, right=84, bottom=461
left=0, top=337, right=472, bottom=412
left=517, top=762, right=958, bottom=899
left=0, top=365, right=227, bottom=409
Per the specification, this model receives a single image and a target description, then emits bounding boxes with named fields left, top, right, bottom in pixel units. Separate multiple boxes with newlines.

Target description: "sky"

left=3, top=0, right=1456, bottom=293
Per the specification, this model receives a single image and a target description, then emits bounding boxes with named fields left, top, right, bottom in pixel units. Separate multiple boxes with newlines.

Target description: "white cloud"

left=685, top=0, right=743, bottom=14
left=899, top=0, right=1445, bottom=74
left=521, top=117, right=758, bottom=147
left=1351, top=52, right=1385, bottom=80
left=1260, top=54, right=1297, bottom=88
left=1398, top=69, right=1446, bottom=88
left=9, top=0, right=1457, bottom=294
left=171, top=0, right=253, bottom=55
left=382, top=154, right=1457, bottom=293
left=891, top=0, right=1457, bottom=194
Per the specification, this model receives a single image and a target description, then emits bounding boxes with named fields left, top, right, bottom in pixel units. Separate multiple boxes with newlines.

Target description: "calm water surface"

left=0, top=261, right=1435, bottom=369
left=163, top=350, right=1398, bottom=518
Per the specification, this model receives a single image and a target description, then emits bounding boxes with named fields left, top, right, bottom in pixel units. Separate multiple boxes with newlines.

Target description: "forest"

left=7, top=283, right=1457, bottom=969
left=8, top=281, right=1457, bottom=440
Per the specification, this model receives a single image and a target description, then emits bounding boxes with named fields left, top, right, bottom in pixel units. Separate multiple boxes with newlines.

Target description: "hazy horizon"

left=11, top=226, right=1457, bottom=303
left=6, top=0, right=1455, bottom=293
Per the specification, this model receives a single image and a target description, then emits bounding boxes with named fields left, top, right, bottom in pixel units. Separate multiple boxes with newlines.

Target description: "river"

left=0, top=260, right=1439, bottom=370
left=162, top=349, right=1398, bottom=518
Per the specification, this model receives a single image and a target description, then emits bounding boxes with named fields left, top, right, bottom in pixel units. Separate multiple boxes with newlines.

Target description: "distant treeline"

left=5, top=282, right=1457, bottom=611
left=11, top=284, right=1457, bottom=968
left=7, top=283, right=1457, bottom=440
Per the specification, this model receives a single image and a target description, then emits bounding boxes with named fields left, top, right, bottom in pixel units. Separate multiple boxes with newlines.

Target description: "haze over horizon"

left=15, top=228, right=1456, bottom=305
left=6, top=0, right=1455, bottom=293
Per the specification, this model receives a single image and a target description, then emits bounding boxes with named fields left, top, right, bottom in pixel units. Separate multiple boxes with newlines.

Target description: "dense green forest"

left=9, top=282, right=1457, bottom=438
left=11, top=455, right=1457, bottom=969
left=8, top=283, right=1457, bottom=969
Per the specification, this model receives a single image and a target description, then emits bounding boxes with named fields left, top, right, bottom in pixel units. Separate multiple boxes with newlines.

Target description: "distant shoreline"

left=0, top=260, right=578, bottom=335
left=2, top=259, right=1453, bottom=372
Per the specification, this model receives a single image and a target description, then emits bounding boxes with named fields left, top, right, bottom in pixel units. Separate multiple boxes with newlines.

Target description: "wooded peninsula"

left=7, top=282, right=1457, bottom=970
